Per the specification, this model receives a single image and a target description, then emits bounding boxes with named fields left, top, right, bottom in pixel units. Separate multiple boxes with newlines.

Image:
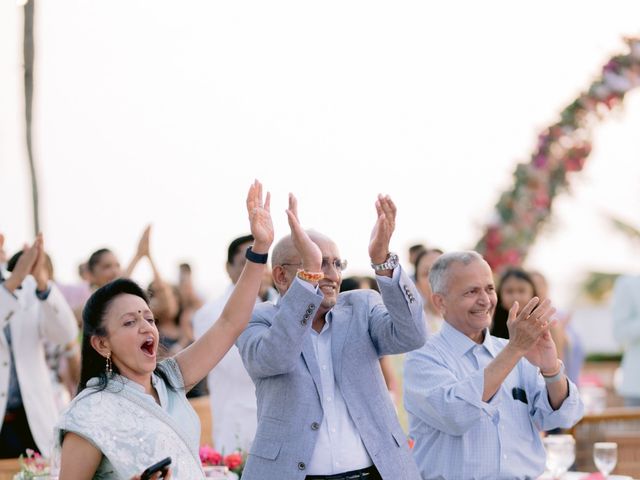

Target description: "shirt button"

left=503, top=454, right=507, bottom=460
left=331, top=428, right=336, bottom=433
left=322, top=365, right=327, bottom=370
left=311, top=422, right=320, bottom=430
left=298, top=462, right=306, bottom=470
left=326, top=396, right=332, bottom=402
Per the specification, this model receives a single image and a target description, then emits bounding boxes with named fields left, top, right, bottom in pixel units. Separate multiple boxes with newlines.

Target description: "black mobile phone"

left=140, top=457, right=171, bottom=480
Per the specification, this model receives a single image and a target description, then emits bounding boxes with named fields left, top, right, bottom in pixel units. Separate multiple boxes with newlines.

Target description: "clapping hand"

left=135, top=225, right=152, bottom=259
left=369, top=195, right=396, bottom=266
left=246, top=180, right=274, bottom=254
left=3, top=234, right=41, bottom=293
left=507, top=297, right=558, bottom=371
left=31, top=233, right=50, bottom=291
left=285, top=193, right=322, bottom=272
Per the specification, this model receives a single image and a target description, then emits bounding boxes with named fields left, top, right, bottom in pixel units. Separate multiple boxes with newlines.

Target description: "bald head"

left=271, top=230, right=336, bottom=268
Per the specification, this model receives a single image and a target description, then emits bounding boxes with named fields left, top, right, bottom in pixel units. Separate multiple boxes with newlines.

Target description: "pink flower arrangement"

left=13, top=449, right=49, bottom=479
left=199, top=445, right=246, bottom=477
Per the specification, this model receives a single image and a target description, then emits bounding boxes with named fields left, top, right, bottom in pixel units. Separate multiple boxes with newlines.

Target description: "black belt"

left=305, top=466, right=380, bottom=480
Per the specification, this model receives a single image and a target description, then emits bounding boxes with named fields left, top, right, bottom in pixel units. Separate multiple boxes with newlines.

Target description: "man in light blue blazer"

left=237, top=193, right=426, bottom=480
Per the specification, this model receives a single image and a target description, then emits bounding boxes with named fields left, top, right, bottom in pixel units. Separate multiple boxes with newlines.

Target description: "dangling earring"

left=105, top=352, right=113, bottom=375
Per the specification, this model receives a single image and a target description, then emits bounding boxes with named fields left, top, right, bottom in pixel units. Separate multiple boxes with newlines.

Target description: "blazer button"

left=311, top=422, right=320, bottom=430
left=307, top=304, right=315, bottom=311
left=301, top=319, right=307, bottom=326
left=298, top=462, right=306, bottom=470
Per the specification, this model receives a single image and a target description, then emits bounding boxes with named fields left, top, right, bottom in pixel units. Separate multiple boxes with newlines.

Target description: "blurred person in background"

left=612, top=273, right=640, bottom=406
left=491, top=267, right=537, bottom=340
left=414, top=248, right=444, bottom=334
left=56, top=262, right=91, bottom=325
left=191, top=234, right=260, bottom=453
left=30, top=252, right=82, bottom=408
left=407, top=243, right=426, bottom=280
left=0, top=234, right=78, bottom=458
left=175, top=263, right=204, bottom=345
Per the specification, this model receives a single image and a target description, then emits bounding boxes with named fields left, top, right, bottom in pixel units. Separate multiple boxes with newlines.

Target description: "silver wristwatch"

left=371, top=252, right=399, bottom=271
left=541, top=359, right=565, bottom=384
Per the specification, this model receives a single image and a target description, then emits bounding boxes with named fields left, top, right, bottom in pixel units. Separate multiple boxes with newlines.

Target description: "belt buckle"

left=346, top=473, right=369, bottom=480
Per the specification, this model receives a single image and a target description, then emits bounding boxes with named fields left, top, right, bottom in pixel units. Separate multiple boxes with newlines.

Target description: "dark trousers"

left=0, top=406, right=39, bottom=458
left=305, top=465, right=382, bottom=480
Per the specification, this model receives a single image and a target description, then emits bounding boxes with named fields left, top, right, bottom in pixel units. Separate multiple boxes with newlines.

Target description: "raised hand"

left=369, top=195, right=396, bottom=265
left=0, top=233, right=7, bottom=264
left=507, top=297, right=557, bottom=368
left=135, top=225, right=152, bottom=258
left=31, top=233, right=50, bottom=291
left=285, top=193, right=322, bottom=271
left=3, top=234, right=41, bottom=293
left=246, top=180, right=274, bottom=254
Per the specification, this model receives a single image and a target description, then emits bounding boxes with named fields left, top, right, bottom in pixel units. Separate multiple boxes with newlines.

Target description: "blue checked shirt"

left=404, top=322, right=584, bottom=480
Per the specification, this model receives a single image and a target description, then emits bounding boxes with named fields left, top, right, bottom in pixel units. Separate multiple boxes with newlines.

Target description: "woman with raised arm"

left=55, top=180, right=273, bottom=480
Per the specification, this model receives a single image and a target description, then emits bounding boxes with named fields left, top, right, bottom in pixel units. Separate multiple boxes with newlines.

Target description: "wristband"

left=296, top=269, right=324, bottom=283
left=541, top=359, right=565, bottom=384
left=245, top=246, right=268, bottom=264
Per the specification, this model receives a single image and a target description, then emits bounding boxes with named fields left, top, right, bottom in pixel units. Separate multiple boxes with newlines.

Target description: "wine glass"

left=593, top=442, right=617, bottom=478
left=543, top=434, right=575, bottom=479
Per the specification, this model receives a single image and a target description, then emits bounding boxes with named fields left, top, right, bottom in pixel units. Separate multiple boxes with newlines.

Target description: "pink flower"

left=199, top=445, right=223, bottom=466
left=224, top=452, right=244, bottom=470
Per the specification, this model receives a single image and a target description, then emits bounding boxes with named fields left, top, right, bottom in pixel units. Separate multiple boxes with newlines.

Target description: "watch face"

left=387, top=253, right=399, bottom=268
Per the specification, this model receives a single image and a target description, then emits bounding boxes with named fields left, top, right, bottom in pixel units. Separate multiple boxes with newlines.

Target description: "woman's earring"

left=105, top=352, right=113, bottom=375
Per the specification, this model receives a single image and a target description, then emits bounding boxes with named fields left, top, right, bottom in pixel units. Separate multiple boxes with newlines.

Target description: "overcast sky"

left=1, top=1, right=640, bottom=306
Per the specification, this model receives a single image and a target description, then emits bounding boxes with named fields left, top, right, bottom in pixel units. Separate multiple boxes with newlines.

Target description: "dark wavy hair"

left=490, top=267, right=537, bottom=339
left=78, top=278, right=174, bottom=393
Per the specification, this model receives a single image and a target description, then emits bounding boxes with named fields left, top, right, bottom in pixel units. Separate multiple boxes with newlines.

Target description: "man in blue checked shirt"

left=404, top=251, right=584, bottom=480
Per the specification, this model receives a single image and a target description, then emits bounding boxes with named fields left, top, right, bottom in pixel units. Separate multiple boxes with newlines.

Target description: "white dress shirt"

left=306, top=312, right=373, bottom=475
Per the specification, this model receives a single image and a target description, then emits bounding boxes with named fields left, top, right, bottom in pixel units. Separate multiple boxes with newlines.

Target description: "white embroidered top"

left=55, top=358, right=205, bottom=479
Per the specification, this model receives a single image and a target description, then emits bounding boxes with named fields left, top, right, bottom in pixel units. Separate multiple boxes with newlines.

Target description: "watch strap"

left=245, top=246, right=268, bottom=264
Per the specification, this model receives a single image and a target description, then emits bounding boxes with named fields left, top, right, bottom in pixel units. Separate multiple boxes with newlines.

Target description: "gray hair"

left=429, top=250, right=485, bottom=295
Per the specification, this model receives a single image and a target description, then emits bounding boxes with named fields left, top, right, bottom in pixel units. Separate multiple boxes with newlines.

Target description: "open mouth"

left=140, top=338, right=155, bottom=357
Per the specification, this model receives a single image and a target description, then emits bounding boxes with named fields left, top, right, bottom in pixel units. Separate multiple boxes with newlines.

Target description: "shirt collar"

left=441, top=322, right=499, bottom=358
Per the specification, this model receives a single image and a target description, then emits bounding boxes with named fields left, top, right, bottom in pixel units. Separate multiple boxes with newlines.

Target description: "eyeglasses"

left=280, top=258, right=348, bottom=272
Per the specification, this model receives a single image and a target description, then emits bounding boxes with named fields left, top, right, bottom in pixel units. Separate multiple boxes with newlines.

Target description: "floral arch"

left=475, top=37, right=640, bottom=273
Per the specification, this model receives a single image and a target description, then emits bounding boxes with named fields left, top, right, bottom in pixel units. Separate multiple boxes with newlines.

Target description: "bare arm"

left=59, top=432, right=103, bottom=480
left=123, top=225, right=150, bottom=279
left=175, top=180, right=273, bottom=388
left=59, top=432, right=171, bottom=480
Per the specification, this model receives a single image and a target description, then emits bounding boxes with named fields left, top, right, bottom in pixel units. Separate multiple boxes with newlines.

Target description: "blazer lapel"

left=330, top=305, right=353, bottom=383
left=301, top=336, right=323, bottom=402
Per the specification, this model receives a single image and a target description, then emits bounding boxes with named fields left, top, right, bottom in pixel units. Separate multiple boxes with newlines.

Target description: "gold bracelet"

left=297, top=269, right=324, bottom=282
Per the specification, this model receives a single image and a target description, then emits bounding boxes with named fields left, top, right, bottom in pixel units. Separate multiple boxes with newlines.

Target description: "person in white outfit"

left=192, top=234, right=273, bottom=453
left=612, top=274, right=640, bottom=406
left=0, top=234, right=78, bottom=458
